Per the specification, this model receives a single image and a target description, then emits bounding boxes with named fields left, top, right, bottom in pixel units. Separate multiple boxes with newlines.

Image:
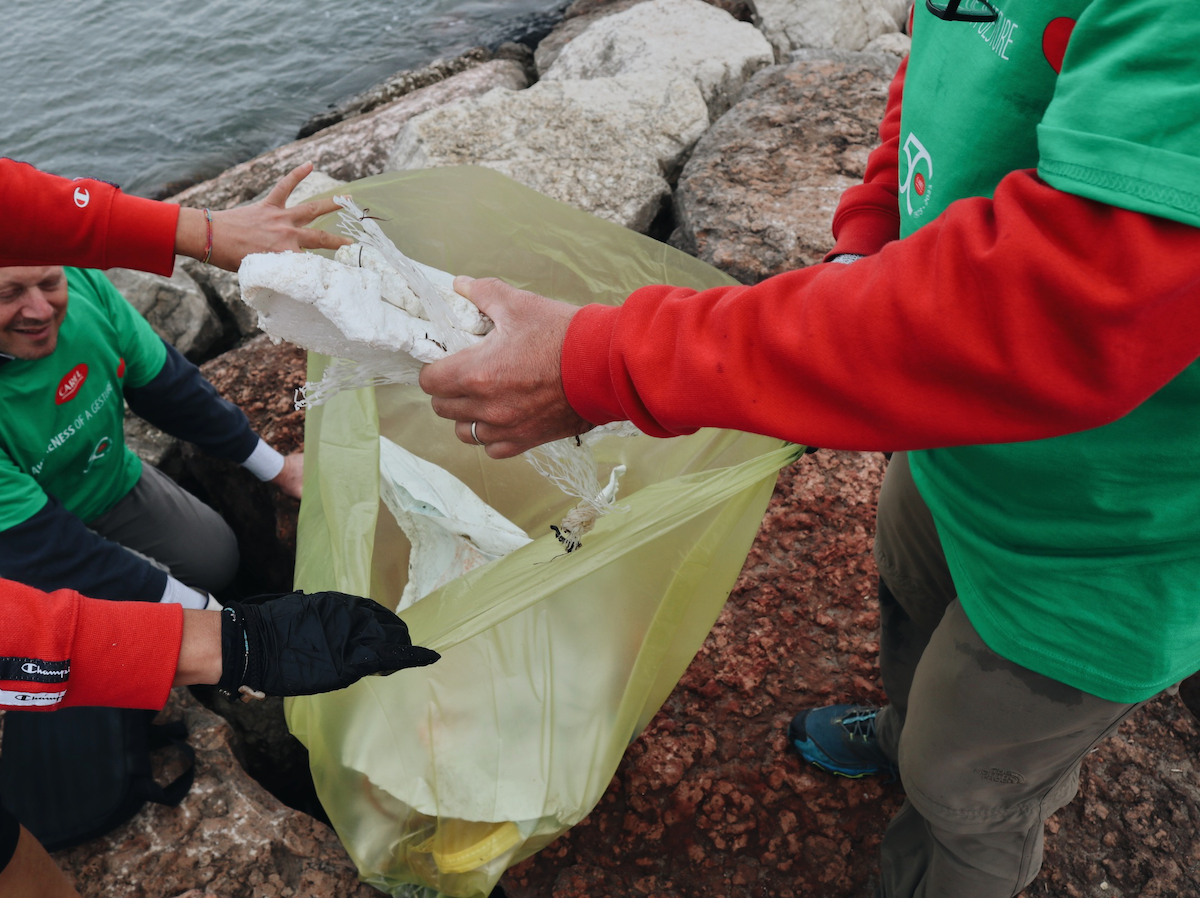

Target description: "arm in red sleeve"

left=0, top=579, right=182, bottom=711
left=823, top=55, right=906, bottom=260
left=563, top=169, right=1200, bottom=452
left=0, top=158, right=179, bottom=275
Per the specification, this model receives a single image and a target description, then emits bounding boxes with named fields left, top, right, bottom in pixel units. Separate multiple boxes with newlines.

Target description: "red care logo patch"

left=55, top=364, right=88, bottom=405
left=914, top=172, right=926, bottom=196
left=117, top=358, right=126, bottom=379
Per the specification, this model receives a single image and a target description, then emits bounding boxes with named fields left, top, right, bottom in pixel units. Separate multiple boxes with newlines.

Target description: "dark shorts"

left=0, top=801, right=18, bottom=873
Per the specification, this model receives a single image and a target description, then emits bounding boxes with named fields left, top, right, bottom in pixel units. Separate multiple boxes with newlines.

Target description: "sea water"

left=0, top=0, right=562, bottom=197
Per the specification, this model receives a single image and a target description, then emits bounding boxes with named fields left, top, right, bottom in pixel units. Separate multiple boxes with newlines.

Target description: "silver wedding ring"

left=470, top=421, right=484, bottom=446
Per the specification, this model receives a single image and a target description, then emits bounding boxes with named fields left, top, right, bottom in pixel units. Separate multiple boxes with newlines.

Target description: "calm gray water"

left=1, top=0, right=562, bottom=197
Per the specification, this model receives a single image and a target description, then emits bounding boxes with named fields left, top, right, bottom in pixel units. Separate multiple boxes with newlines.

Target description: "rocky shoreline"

left=49, top=1, right=1200, bottom=896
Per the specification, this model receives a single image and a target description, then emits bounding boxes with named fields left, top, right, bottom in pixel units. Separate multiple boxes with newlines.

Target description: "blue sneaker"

left=788, top=704, right=897, bottom=779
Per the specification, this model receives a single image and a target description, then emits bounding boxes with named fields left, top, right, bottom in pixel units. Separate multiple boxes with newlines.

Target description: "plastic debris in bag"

left=379, top=435, right=530, bottom=611
left=239, top=247, right=467, bottom=409
left=284, top=167, right=797, bottom=898
left=240, top=196, right=637, bottom=552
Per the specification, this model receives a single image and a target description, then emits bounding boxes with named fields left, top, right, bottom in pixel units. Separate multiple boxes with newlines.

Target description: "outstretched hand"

left=176, top=162, right=351, bottom=271
left=217, top=591, right=440, bottom=699
left=419, top=276, right=593, bottom=458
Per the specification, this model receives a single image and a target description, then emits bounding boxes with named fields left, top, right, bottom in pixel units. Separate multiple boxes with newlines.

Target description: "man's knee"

left=179, top=505, right=239, bottom=593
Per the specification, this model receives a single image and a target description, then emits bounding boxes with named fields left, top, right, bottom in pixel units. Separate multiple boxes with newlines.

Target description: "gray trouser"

left=88, top=462, right=239, bottom=595
left=870, top=452, right=1148, bottom=898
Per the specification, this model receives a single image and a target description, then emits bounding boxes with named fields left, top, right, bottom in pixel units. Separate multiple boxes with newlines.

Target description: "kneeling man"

left=0, top=265, right=301, bottom=606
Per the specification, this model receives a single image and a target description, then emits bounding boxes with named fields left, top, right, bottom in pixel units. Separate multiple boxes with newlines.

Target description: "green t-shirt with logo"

left=0, top=268, right=167, bottom=528
left=898, top=0, right=1200, bottom=701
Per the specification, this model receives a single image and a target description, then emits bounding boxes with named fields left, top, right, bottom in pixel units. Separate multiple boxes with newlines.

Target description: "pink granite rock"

left=671, top=54, right=898, bottom=284
left=502, top=451, right=1200, bottom=897
left=182, top=334, right=307, bottom=593
left=52, top=691, right=382, bottom=898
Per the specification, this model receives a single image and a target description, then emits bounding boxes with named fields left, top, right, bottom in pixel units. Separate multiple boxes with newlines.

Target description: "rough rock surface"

left=170, top=60, right=529, bottom=211
left=672, top=54, right=897, bottom=283
left=106, top=265, right=223, bottom=361
left=564, top=0, right=753, bottom=18
left=181, top=334, right=307, bottom=594
left=388, top=75, right=708, bottom=232
left=755, top=0, right=908, bottom=58
left=178, top=257, right=260, bottom=342
left=862, top=31, right=911, bottom=57
left=51, top=691, right=382, bottom=898
left=542, top=0, right=748, bottom=78
left=542, top=0, right=774, bottom=119
left=1025, top=697, right=1200, bottom=898
left=501, top=451, right=1200, bottom=898
left=124, top=411, right=184, bottom=477
left=534, top=0, right=645, bottom=75
left=504, top=450, right=900, bottom=898
left=296, top=47, right=492, bottom=138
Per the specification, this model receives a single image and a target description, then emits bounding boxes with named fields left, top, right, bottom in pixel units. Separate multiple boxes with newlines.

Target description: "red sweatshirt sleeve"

left=0, top=158, right=179, bottom=275
left=824, top=55, right=906, bottom=260
left=562, top=169, right=1200, bottom=452
left=0, top=579, right=182, bottom=711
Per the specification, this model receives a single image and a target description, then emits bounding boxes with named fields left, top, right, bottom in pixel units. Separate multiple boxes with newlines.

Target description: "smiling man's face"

left=0, top=267, right=69, bottom=360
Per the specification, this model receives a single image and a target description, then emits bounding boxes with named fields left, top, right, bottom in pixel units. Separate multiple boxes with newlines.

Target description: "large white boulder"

left=543, top=0, right=774, bottom=119
left=756, top=0, right=908, bottom=57
left=387, top=75, right=709, bottom=232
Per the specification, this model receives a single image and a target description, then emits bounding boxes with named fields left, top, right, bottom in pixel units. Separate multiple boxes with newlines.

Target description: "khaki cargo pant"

left=870, top=452, right=1152, bottom=898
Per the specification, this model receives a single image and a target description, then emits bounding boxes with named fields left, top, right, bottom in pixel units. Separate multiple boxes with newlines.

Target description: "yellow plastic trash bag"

left=286, top=168, right=798, bottom=898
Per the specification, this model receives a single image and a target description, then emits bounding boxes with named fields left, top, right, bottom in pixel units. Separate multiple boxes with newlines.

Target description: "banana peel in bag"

left=285, top=168, right=799, bottom=897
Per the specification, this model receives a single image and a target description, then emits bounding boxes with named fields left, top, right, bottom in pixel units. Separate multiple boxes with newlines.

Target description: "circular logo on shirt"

left=900, top=132, right=934, bottom=219
left=73, top=187, right=91, bottom=209
left=55, top=363, right=89, bottom=405
left=83, top=435, right=113, bottom=475
left=1042, top=18, right=1076, bottom=74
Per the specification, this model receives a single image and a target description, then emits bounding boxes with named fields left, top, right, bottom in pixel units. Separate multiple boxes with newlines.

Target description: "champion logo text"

left=0, top=656, right=70, bottom=683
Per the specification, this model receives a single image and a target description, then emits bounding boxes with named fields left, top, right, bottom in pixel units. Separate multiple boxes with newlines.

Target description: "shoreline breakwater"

left=57, top=3, right=1200, bottom=898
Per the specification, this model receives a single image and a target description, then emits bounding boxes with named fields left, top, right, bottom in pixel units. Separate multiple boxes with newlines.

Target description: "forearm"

left=0, top=579, right=182, bottom=711
left=563, top=170, right=1200, bottom=451
left=0, top=159, right=178, bottom=275
left=173, top=610, right=222, bottom=687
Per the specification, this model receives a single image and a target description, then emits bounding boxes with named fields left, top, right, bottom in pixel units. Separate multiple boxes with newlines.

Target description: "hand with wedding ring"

left=421, top=276, right=594, bottom=458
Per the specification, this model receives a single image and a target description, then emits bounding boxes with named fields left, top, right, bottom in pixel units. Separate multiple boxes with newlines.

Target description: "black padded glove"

left=217, top=590, right=439, bottom=699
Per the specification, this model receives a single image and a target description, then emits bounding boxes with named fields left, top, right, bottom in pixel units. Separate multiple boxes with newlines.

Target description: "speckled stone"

left=52, top=691, right=382, bottom=898
left=503, top=450, right=1200, bottom=898
left=671, top=54, right=899, bottom=284
left=181, top=334, right=307, bottom=593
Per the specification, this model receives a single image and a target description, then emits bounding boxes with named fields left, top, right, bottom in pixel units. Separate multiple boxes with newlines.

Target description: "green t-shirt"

left=899, top=0, right=1200, bottom=702
left=0, top=268, right=167, bottom=528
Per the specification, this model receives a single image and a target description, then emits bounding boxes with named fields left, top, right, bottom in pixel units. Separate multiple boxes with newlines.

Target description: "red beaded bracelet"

left=202, top=208, right=214, bottom=264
